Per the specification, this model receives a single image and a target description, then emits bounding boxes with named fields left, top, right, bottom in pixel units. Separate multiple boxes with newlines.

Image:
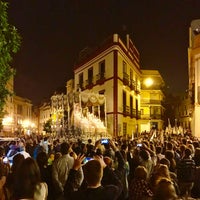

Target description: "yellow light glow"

left=144, top=78, right=153, bottom=87
left=2, top=116, right=13, bottom=125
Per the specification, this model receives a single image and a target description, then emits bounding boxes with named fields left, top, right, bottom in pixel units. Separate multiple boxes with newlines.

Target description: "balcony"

left=85, top=79, right=94, bottom=89
left=130, top=108, right=136, bottom=118
left=150, top=114, right=163, bottom=119
left=77, top=83, right=84, bottom=91
left=136, top=110, right=141, bottom=119
left=123, top=72, right=129, bottom=86
left=130, top=79, right=136, bottom=91
left=135, top=85, right=140, bottom=94
left=123, top=105, right=130, bottom=116
left=96, top=73, right=105, bottom=85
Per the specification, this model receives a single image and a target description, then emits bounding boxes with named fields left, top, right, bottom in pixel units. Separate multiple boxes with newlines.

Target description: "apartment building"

left=140, top=70, right=165, bottom=131
left=74, top=34, right=146, bottom=137
left=188, top=19, right=200, bottom=137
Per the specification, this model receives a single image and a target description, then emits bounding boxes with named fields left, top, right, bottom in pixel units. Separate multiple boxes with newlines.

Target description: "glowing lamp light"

left=2, top=116, right=13, bottom=125
left=144, top=78, right=153, bottom=87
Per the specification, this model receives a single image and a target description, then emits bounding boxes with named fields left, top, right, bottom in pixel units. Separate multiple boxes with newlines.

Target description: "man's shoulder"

left=70, top=186, right=120, bottom=200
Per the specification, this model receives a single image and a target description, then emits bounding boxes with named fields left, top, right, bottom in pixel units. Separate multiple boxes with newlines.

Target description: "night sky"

left=6, top=0, right=200, bottom=105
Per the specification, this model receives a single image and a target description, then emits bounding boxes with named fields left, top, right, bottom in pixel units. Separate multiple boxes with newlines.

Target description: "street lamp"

left=144, top=78, right=154, bottom=87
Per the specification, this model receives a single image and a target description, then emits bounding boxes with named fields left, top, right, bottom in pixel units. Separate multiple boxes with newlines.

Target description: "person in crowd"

left=177, top=147, right=196, bottom=198
left=0, top=161, right=10, bottom=200
left=6, top=153, right=24, bottom=199
left=13, top=157, right=48, bottom=200
left=128, top=147, right=140, bottom=183
left=165, top=150, right=176, bottom=173
left=36, top=151, right=55, bottom=200
left=191, top=165, right=200, bottom=198
left=149, top=164, right=173, bottom=193
left=64, top=155, right=122, bottom=200
left=152, top=177, right=178, bottom=200
left=155, top=146, right=165, bottom=164
left=52, top=141, right=83, bottom=200
left=129, top=165, right=153, bottom=200
left=139, top=149, right=154, bottom=179
left=86, top=138, right=94, bottom=157
left=16, top=142, right=31, bottom=159
left=193, top=147, right=200, bottom=166
left=104, top=140, right=129, bottom=200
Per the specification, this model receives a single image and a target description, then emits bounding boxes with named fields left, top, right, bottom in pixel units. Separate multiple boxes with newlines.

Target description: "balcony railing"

left=123, top=72, right=129, bottom=86
left=130, top=79, right=136, bottom=91
left=96, top=73, right=105, bottom=84
left=85, top=78, right=94, bottom=89
left=77, top=83, right=84, bottom=91
left=123, top=105, right=130, bottom=116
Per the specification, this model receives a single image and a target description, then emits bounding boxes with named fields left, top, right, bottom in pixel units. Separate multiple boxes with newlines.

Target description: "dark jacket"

left=64, top=168, right=121, bottom=200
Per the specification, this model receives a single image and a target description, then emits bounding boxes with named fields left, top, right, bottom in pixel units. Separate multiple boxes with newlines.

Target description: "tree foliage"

left=0, top=1, right=21, bottom=115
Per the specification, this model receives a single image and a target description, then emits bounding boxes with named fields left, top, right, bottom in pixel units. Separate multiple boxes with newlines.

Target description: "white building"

left=74, top=34, right=142, bottom=137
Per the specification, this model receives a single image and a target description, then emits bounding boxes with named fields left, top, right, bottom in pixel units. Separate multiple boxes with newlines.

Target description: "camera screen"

left=101, top=139, right=109, bottom=144
left=84, top=157, right=93, bottom=164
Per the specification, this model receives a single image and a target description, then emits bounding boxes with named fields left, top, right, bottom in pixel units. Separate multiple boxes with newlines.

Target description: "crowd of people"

left=0, top=131, right=200, bottom=200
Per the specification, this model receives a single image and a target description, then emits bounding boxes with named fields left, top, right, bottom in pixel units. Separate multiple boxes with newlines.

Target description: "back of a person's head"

left=182, top=138, right=187, bottom=145
left=14, top=157, right=41, bottom=199
left=60, top=142, right=70, bottom=155
left=156, top=146, right=162, bottom=154
left=159, top=158, right=170, bottom=168
left=139, top=149, right=149, bottom=161
left=156, top=164, right=170, bottom=178
left=153, top=177, right=177, bottom=200
left=36, top=151, right=48, bottom=168
left=88, top=139, right=92, bottom=144
left=184, top=148, right=192, bottom=158
left=134, top=165, right=147, bottom=180
left=165, top=150, right=174, bottom=160
left=83, top=159, right=103, bottom=187
left=194, top=147, right=200, bottom=157
left=166, top=142, right=173, bottom=150
left=12, top=153, right=25, bottom=173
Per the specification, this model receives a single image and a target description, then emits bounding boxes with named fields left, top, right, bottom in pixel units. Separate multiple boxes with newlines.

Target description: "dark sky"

left=6, top=0, right=200, bottom=105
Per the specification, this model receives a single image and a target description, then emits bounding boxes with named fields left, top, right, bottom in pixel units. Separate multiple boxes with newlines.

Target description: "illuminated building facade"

left=188, top=19, right=200, bottom=137
left=74, top=34, right=144, bottom=137
left=140, top=70, right=165, bottom=131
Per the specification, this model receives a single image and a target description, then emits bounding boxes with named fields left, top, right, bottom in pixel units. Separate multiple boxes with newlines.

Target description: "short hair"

left=160, top=158, right=170, bottom=168
left=153, top=178, right=177, bottom=200
left=134, top=165, right=147, bottom=180
left=60, top=142, right=70, bottom=155
left=83, top=160, right=103, bottom=186
left=184, top=148, right=192, bottom=157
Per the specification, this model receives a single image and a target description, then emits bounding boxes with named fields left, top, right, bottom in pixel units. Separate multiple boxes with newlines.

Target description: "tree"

left=0, top=1, right=21, bottom=115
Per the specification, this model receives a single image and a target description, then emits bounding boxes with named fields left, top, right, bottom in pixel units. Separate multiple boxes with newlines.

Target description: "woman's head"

left=134, top=165, right=148, bottom=180
left=14, top=157, right=41, bottom=199
left=156, top=164, right=170, bottom=179
left=153, top=178, right=177, bottom=200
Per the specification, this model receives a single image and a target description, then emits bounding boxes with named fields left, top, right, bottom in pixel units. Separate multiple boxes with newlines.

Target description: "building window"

left=99, top=60, right=105, bottom=79
left=79, top=73, right=83, bottom=89
left=130, top=68, right=133, bottom=80
left=123, top=91, right=126, bottom=113
left=130, top=95, right=133, bottom=117
left=17, top=105, right=23, bottom=115
left=123, top=61, right=127, bottom=73
left=88, top=67, right=93, bottom=85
